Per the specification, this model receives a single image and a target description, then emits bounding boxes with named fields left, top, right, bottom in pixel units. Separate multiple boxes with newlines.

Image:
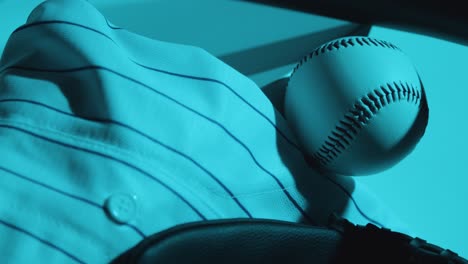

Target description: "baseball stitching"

left=287, top=36, right=426, bottom=167
left=290, top=37, right=401, bottom=77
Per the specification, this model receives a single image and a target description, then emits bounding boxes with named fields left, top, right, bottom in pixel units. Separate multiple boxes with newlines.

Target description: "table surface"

left=1, top=0, right=467, bottom=257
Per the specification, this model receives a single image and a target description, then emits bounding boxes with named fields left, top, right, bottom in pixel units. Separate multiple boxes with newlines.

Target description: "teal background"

left=361, top=26, right=468, bottom=256
left=1, top=0, right=467, bottom=257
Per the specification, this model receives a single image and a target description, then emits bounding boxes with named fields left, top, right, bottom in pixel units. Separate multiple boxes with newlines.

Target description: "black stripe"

left=105, top=19, right=123, bottom=30
left=0, top=59, right=307, bottom=224
left=0, top=165, right=146, bottom=238
left=11, top=20, right=300, bottom=151
left=0, top=98, right=252, bottom=218
left=0, top=124, right=208, bottom=221
left=0, top=218, right=85, bottom=263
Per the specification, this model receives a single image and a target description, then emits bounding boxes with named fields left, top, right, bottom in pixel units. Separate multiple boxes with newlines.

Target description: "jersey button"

left=104, top=193, right=137, bottom=224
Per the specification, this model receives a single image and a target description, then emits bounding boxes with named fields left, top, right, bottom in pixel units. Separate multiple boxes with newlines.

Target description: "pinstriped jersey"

left=0, top=0, right=410, bottom=263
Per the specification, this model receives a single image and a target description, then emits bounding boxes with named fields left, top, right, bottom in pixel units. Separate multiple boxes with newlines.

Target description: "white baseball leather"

left=285, top=37, right=429, bottom=176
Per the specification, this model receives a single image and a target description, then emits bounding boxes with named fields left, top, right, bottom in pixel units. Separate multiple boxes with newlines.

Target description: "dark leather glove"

left=112, top=215, right=467, bottom=264
left=328, top=213, right=467, bottom=264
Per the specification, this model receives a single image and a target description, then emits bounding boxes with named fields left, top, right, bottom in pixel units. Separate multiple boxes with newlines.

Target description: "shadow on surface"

left=219, top=24, right=371, bottom=76
left=261, top=77, right=356, bottom=226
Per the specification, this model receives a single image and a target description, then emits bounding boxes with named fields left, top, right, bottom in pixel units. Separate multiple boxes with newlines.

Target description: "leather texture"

left=112, top=218, right=346, bottom=264
left=111, top=217, right=468, bottom=264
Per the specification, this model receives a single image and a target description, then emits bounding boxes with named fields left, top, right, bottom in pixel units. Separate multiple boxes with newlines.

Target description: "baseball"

left=284, top=36, right=429, bottom=176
